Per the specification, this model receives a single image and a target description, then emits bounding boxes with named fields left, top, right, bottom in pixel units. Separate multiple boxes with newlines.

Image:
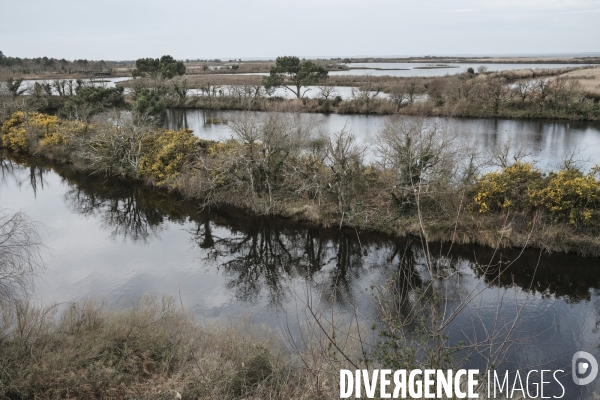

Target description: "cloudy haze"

left=2, top=0, right=599, bottom=60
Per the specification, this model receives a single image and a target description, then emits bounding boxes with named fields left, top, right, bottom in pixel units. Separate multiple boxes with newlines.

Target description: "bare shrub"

left=0, top=294, right=316, bottom=399
left=323, top=128, right=368, bottom=226
left=72, top=111, right=155, bottom=177
left=377, top=117, right=475, bottom=213
left=0, top=209, right=44, bottom=300
left=190, top=112, right=323, bottom=213
left=318, top=85, right=337, bottom=101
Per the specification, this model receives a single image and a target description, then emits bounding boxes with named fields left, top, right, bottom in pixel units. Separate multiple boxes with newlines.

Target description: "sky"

left=1, top=0, right=599, bottom=60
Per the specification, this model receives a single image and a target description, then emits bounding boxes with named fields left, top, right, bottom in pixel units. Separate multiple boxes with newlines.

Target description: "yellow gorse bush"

left=1, top=111, right=87, bottom=151
left=471, top=162, right=544, bottom=213
left=139, top=129, right=199, bottom=187
left=472, top=162, right=600, bottom=225
left=206, top=140, right=242, bottom=158
left=529, top=169, right=600, bottom=225
left=1, top=111, right=29, bottom=151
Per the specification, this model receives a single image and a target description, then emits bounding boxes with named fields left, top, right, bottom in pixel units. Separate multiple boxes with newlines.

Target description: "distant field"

left=560, top=67, right=600, bottom=95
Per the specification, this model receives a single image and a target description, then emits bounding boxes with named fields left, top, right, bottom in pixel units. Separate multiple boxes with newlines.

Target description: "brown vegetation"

left=113, top=66, right=600, bottom=120
left=560, top=67, right=600, bottom=97
left=2, top=109, right=600, bottom=256
left=0, top=294, right=358, bottom=399
left=340, top=56, right=600, bottom=64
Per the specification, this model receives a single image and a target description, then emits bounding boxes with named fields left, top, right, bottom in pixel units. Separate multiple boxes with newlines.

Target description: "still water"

left=1, top=148, right=600, bottom=397
left=16, top=77, right=131, bottom=94
left=335, top=62, right=594, bottom=77
left=225, top=63, right=595, bottom=78
left=166, top=108, right=600, bottom=171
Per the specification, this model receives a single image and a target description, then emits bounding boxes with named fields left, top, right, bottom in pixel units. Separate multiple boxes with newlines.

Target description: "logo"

left=572, top=351, right=598, bottom=385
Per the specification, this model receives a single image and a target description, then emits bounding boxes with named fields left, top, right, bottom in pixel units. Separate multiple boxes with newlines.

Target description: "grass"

left=560, top=67, right=600, bottom=95
left=0, top=294, right=353, bottom=399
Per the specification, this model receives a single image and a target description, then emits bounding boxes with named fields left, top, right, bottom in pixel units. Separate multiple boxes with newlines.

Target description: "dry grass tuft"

left=0, top=295, right=349, bottom=399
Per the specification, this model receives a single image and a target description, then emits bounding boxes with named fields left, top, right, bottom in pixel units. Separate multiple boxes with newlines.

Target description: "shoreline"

left=2, top=115, right=600, bottom=257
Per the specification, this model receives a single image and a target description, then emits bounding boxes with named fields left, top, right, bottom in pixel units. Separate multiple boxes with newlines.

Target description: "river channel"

left=166, top=108, right=600, bottom=170
left=2, top=110, right=600, bottom=397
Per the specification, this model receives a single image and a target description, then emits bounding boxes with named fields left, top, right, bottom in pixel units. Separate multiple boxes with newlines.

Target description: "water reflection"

left=4, top=150, right=600, bottom=306
left=3, top=150, right=600, bottom=397
left=0, top=155, right=49, bottom=198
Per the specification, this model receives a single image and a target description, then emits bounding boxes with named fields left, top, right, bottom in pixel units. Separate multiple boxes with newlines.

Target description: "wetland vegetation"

left=2, top=51, right=600, bottom=399
left=1, top=103, right=599, bottom=255
left=2, top=150, right=600, bottom=398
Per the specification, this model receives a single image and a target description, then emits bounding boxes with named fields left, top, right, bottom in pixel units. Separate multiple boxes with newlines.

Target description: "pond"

left=1, top=150, right=600, bottom=398
left=15, top=77, right=131, bottom=95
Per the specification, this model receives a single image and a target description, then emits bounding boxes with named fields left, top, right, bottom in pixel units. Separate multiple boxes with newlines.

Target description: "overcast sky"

left=2, top=0, right=599, bottom=60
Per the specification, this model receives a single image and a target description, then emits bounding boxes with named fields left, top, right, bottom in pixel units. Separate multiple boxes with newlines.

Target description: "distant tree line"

left=0, top=50, right=115, bottom=76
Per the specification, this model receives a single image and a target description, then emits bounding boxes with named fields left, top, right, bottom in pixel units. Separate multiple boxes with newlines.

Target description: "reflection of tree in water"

left=64, top=179, right=170, bottom=243
left=0, top=152, right=49, bottom=198
left=313, top=235, right=365, bottom=307
left=463, top=246, right=600, bottom=303
left=191, top=215, right=375, bottom=307
left=193, top=218, right=313, bottom=306
left=380, top=243, right=427, bottom=325
left=4, top=151, right=600, bottom=308
left=0, top=153, right=16, bottom=182
left=1, top=151, right=195, bottom=244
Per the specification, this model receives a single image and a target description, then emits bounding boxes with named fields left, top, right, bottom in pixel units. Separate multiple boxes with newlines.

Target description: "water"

left=219, top=63, right=595, bottom=78
left=15, top=77, right=131, bottom=95
left=336, top=62, right=594, bottom=77
left=2, top=149, right=600, bottom=397
left=187, top=85, right=381, bottom=100
left=165, top=109, right=600, bottom=171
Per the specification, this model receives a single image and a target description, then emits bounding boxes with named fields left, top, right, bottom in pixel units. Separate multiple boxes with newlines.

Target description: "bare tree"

left=491, top=139, right=534, bottom=168
left=404, top=81, right=418, bottom=104
left=318, top=85, right=337, bottom=101
left=0, top=209, right=44, bottom=300
left=199, top=112, right=324, bottom=212
left=477, top=76, right=512, bottom=115
left=388, top=85, right=408, bottom=109
left=351, top=83, right=382, bottom=111
left=377, top=117, right=472, bottom=212
left=52, top=79, right=67, bottom=97
left=532, top=79, right=552, bottom=110
left=514, top=81, right=531, bottom=103
left=323, top=128, right=366, bottom=227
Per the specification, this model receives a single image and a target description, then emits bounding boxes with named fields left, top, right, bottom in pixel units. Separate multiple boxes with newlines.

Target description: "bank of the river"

left=2, top=109, right=600, bottom=257
left=0, top=293, right=338, bottom=399
left=3, top=147, right=600, bottom=399
left=155, top=97, right=600, bottom=121
left=115, top=65, right=600, bottom=121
